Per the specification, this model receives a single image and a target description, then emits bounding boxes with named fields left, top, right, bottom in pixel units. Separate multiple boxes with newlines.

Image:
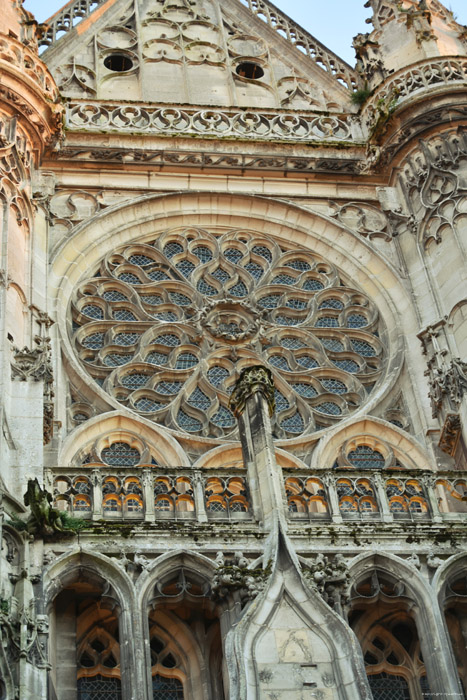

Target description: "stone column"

left=373, top=473, right=393, bottom=523
left=142, top=469, right=155, bottom=523
left=91, top=469, right=102, bottom=521
left=193, top=471, right=208, bottom=523
left=230, top=366, right=287, bottom=549
left=323, top=474, right=343, bottom=524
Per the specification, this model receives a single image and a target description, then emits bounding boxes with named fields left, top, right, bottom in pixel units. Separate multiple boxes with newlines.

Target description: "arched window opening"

left=152, top=675, right=184, bottom=699
left=347, top=445, right=385, bottom=469
left=443, top=573, right=467, bottom=695
left=50, top=575, right=122, bottom=700
left=350, top=572, right=431, bottom=699
left=148, top=568, right=225, bottom=700
left=367, top=671, right=410, bottom=699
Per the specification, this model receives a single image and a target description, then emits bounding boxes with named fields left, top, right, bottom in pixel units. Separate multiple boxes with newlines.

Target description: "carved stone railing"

left=45, top=466, right=252, bottom=523
left=363, top=56, right=467, bottom=133
left=285, top=469, right=467, bottom=525
left=66, top=102, right=364, bottom=142
left=0, top=34, right=59, bottom=101
left=236, top=0, right=358, bottom=90
left=39, top=0, right=108, bottom=49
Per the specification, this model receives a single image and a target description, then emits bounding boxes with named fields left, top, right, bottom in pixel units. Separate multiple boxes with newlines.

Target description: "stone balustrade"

left=46, top=466, right=467, bottom=526
left=66, top=102, right=364, bottom=142
left=46, top=466, right=251, bottom=523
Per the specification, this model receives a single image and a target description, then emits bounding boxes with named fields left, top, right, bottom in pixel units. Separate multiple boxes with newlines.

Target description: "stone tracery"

left=71, top=227, right=386, bottom=439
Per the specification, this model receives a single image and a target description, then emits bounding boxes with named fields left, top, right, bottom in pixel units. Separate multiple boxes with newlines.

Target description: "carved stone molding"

left=328, top=200, right=392, bottom=241
left=54, top=146, right=363, bottom=175
left=229, top=365, right=276, bottom=418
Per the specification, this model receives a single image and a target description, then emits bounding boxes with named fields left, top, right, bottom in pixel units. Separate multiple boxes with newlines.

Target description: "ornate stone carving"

left=427, top=359, right=467, bottom=418
left=0, top=35, right=58, bottom=102
left=229, top=365, right=276, bottom=418
left=439, top=413, right=462, bottom=456
left=363, top=57, right=467, bottom=137
left=55, top=145, right=363, bottom=174
left=10, top=479, right=84, bottom=538
left=231, top=0, right=357, bottom=90
left=211, top=551, right=269, bottom=603
left=303, top=554, right=350, bottom=617
left=328, top=200, right=392, bottom=241
left=71, top=228, right=384, bottom=439
left=66, top=103, right=357, bottom=142
left=11, top=336, right=52, bottom=382
left=38, top=0, right=108, bottom=48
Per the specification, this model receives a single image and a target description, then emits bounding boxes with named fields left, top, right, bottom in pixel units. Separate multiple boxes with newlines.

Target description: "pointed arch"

left=311, top=416, right=435, bottom=471
left=58, top=410, right=188, bottom=467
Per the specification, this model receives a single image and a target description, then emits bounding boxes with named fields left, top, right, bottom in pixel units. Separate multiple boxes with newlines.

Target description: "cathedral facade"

left=1, top=0, right=467, bottom=697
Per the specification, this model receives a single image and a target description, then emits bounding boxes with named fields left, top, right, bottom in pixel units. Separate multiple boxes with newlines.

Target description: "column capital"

left=229, top=365, right=275, bottom=418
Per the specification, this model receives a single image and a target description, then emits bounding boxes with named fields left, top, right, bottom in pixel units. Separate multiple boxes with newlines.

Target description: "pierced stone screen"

left=71, top=228, right=386, bottom=439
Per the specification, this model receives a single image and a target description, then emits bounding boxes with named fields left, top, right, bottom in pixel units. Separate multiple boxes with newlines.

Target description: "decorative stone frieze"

left=66, top=103, right=359, bottom=142
left=363, top=57, right=467, bottom=138
left=54, top=145, right=364, bottom=175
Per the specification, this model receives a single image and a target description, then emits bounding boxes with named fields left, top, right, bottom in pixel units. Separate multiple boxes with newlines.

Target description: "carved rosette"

left=229, top=365, right=275, bottom=418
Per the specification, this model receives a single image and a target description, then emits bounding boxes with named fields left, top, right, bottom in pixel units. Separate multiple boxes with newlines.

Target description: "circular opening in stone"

left=104, top=54, right=133, bottom=72
left=236, top=62, right=264, bottom=79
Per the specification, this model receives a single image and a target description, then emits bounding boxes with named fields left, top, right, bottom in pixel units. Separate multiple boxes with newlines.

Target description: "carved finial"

left=229, top=365, right=275, bottom=418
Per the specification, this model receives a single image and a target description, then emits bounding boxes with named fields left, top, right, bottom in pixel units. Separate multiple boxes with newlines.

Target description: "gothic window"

left=385, top=479, right=429, bottom=517
left=52, top=578, right=122, bottom=700
left=367, top=672, right=410, bottom=699
left=152, top=675, right=184, bottom=699
left=149, top=569, right=224, bottom=699
left=205, top=476, right=249, bottom=517
left=154, top=476, right=195, bottom=516
left=101, top=442, right=140, bottom=466
left=72, top=229, right=386, bottom=439
left=350, top=576, right=431, bottom=700
left=442, top=574, right=467, bottom=695
left=348, top=446, right=385, bottom=469
left=337, top=478, right=379, bottom=517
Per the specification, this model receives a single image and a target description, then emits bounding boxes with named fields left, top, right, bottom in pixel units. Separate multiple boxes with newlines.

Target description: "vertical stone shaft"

left=230, top=366, right=287, bottom=550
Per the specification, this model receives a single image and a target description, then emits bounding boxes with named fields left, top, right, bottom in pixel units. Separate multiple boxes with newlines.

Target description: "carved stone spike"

left=229, top=365, right=275, bottom=418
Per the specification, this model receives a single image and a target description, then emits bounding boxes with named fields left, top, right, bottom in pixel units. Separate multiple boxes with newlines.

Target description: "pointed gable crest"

left=41, top=0, right=357, bottom=112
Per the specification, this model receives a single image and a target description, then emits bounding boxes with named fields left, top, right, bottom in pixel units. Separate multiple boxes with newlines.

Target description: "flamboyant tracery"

left=72, top=227, right=386, bottom=439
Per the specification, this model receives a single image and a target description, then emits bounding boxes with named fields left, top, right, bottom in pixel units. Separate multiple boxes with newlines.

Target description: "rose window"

left=71, top=228, right=386, bottom=439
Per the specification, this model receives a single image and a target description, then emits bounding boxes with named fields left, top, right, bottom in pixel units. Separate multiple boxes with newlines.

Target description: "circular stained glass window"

left=71, top=228, right=385, bottom=439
